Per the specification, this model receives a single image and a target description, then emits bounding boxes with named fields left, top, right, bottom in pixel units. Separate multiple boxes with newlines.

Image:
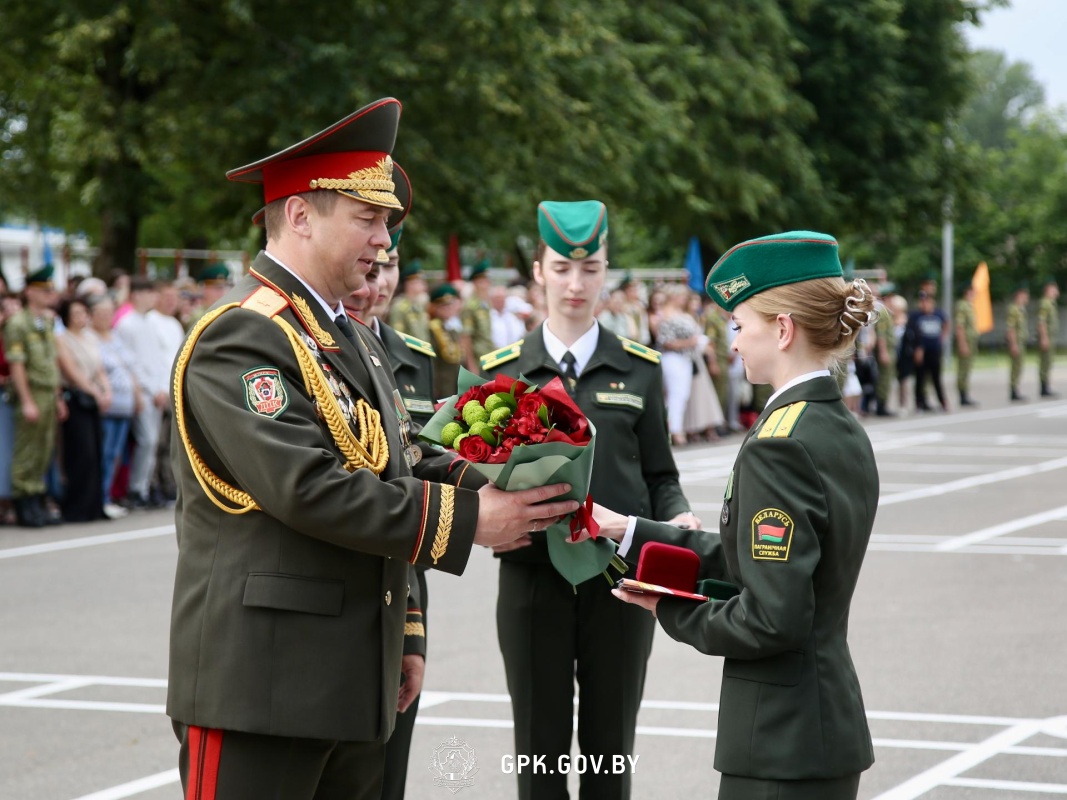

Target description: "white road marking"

left=0, top=526, right=174, bottom=560
left=935, top=504, right=1067, bottom=551
left=878, top=456, right=1067, bottom=506
left=69, top=769, right=179, bottom=800
left=944, top=777, right=1067, bottom=794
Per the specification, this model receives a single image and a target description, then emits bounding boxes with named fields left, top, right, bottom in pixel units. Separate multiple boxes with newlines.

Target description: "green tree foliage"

left=0, top=1, right=992, bottom=277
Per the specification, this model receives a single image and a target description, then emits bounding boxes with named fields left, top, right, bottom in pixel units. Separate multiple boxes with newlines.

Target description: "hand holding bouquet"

left=420, top=368, right=626, bottom=585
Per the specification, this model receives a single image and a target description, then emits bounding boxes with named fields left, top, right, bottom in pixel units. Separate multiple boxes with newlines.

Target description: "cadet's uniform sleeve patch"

left=401, top=333, right=437, bottom=358
left=617, top=335, right=661, bottom=364
left=242, top=367, right=289, bottom=418
left=480, top=340, right=523, bottom=371
left=756, top=401, right=808, bottom=439
left=751, top=508, right=794, bottom=562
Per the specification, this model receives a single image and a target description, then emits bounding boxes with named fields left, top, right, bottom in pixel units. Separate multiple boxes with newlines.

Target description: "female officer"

left=483, top=200, right=700, bottom=800
left=588, top=231, right=879, bottom=800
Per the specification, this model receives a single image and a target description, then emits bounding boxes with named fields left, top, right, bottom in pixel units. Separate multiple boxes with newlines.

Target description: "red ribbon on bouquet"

left=569, top=494, right=600, bottom=542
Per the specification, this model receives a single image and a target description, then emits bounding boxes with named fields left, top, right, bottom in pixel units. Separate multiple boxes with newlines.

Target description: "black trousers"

left=914, top=353, right=946, bottom=410
left=497, top=559, right=655, bottom=800
left=174, top=722, right=384, bottom=800
left=718, top=772, right=861, bottom=800
left=60, top=391, right=104, bottom=522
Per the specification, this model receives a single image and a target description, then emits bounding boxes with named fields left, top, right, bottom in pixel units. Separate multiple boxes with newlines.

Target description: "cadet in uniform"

left=954, top=283, right=979, bottom=406
left=1037, top=278, right=1059, bottom=397
left=604, top=231, right=880, bottom=800
left=1007, top=284, right=1030, bottom=401
left=166, top=98, right=579, bottom=800
left=388, top=261, right=430, bottom=342
left=427, top=283, right=463, bottom=401
left=485, top=200, right=699, bottom=800
left=187, top=262, right=233, bottom=328
left=461, top=259, right=494, bottom=370
left=871, top=283, right=897, bottom=415
left=4, top=265, right=66, bottom=527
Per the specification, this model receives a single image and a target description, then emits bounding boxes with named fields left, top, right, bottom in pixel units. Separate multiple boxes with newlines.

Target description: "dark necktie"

left=334, top=314, right=357, bottom=341
left=561, top=351, right=578, bottom=396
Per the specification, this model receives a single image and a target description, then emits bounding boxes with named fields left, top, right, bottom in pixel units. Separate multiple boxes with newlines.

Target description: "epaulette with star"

left=756, top=401, right=809, bottom=439
left=480, top=340, right=523, bottom=371
left=616, top=335, right=661, bottom=364
left=400, top=332, right=436, bottom=358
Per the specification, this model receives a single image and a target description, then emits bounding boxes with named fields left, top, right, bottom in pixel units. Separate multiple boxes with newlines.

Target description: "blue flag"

left=42, top=237, right=54, bottom=266
left=684, top=236, right=704, bottom=292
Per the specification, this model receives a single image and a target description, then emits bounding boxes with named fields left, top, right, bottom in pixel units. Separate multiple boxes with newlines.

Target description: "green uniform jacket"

left=1038, top=297, right=1059, bottom=343
left=955, top=300, right=978, bottom=349
left=1007, top=303, right=1029, bottom=345
left=630, top=376, right=878, bottom=780
left=389, top=296, right=430, bottom=343
left=462, top=297, right=494, bottom=362
left=377, top=320, right=438, bottom=428
left=167, top=253, right=483, bottom=743
left=4, top=310, right=60, bottom=389
left=486, top=324, right=690, bottom=566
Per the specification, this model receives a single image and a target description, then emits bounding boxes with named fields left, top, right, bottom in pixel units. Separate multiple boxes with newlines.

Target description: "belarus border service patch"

left=242, top=367, right=289, bottom=418
left=751, top=508, right=794, bottom=562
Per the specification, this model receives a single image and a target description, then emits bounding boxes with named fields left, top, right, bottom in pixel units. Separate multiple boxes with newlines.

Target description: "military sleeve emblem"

left=242, top=367, right=289, bottom=418
left=751, top=508, right=794, bottom=562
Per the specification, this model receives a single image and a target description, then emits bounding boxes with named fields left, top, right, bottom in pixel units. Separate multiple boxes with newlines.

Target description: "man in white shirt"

left=489, top=285, right=525, bottom=350
left=147, top=281, right=187, bottom=503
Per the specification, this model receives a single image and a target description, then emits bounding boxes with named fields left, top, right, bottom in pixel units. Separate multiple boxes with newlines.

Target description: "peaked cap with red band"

left=228, top=97, right=406, bottom=215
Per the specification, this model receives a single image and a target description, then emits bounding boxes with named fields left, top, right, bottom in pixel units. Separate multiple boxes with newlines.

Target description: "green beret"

left=388, top=222, right=404, bottom=252
left=198, top=263, right=231, bottom=286
left=1042, top=275, right=1058, bottom=287
left=400, top=259, right=423, bottom=282
left=468, top=258, right=491, bottom=280
left=429, top=283, right=459, bottom=303
left=616, top=274, right=633, bottom=291
left=537, top=200, right=608, bottom=260
left=705, top=231, right=842, bottom=312
left=25, top=264, right=55, bottom=287
left=1015, top=282, right=1030, bottom=294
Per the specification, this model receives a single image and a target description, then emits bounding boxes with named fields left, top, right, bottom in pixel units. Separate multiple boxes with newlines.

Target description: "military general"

left=166, top=98, right=578, bottom=800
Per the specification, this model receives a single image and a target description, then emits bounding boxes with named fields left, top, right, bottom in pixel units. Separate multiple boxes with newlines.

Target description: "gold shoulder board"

left=757, top=401, right=809, bottom=439
left=617, top=336, right=661, bottom=364
left=401, top=333, right=437, bottom=358
left=481, top=340, right=523, bottom=371
left=241, top=286, right=289, bottom=318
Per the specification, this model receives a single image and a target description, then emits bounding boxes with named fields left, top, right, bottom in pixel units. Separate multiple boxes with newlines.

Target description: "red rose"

left=517, top=392, right=545, bottom=417
left=458, top=435, right=493, bottom=463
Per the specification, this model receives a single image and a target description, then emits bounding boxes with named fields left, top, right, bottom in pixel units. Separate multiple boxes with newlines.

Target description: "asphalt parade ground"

left=2, top=364, right=1065, bottom=800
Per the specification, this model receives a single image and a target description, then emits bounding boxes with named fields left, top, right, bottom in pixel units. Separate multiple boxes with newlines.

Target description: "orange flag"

left=972, top=261, right=994, bottom=334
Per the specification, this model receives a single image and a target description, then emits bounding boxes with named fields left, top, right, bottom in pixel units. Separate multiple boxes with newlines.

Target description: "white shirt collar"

left=766, top=369, right=832, bottom=407
left=541, top=320, right=600, bottom=376
left=264, top=250, right=345, bottom=320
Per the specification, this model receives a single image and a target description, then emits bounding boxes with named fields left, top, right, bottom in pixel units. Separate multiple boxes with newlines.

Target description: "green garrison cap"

left=429, top=283, right=459, bottom=303
left=400, top=259, right=423, bottom=282
left=387, top=222, right=404, bottom=252
left=537, top=200, right=608, bottom=260
left=25, top=264, right=55, bottom=287
left=705, top=230, right=842, bottom=312
left=197, top=263, right=232, bottom=286
left=468, top=257, right=491, bottom=280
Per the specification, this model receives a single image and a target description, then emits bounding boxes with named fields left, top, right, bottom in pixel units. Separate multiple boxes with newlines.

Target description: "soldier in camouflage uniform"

left=388, top=261, right=430, bottom=342
left=873, top=284, right=898, bottom=416
left=461, top=259, right=494, bottom=371
left=703, top=297, right=730, bottom=416
left=954, top=284, right=979, bottom=406
left=4, top=265, right=67, bottom=527
left=1037, top=279, right=1060, bottom=397
left=1006, top=285, right=1030, bottom=402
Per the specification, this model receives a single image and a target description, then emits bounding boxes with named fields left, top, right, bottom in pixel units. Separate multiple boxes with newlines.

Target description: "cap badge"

left=570, top=247, right=589, bottom=259
left=309, top=155, right=397, bottom=207
left=712, top=275, right=751, bottom=302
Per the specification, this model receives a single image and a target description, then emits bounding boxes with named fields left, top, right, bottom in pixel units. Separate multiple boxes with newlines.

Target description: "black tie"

left=561, top=351, right=578, bottom=396
left=334, top=314, right=357, bottom=341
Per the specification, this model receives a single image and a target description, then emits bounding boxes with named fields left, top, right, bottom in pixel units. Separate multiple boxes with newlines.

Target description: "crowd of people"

left=0, top=255, right=1059, bottom=530
left=0, top=264, right=232, bottom=527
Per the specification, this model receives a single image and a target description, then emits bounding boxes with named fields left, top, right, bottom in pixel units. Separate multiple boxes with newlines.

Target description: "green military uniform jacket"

left=630, top=375, right=878, bottom=780
left=4, top=310, right=60, bottom=390
left=1038, top=297, right=1059, bottom=344
left=1007, top=303, right=1029, bottom=346
left=376, top=320, right=437, bottom=428
left=875, top=302, right=898, bottom=358
left=484, top=324, right=690, bottom=566
left=955, top=300, right=977, bottom=349
left=388, top=296, right=430, bottom=343
left=462, top=296, right=494, bottom=362
left=167, top=253, right=485, bottom=743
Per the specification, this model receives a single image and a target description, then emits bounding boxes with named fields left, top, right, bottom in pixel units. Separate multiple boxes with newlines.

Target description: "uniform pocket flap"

left=722, top=649, right=804, bottom=686
left=242, top=573, right=345, bottom=616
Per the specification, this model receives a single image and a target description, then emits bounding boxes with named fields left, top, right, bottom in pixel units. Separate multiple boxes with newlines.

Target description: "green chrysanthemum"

left=462, top=400, right=489, bottom=426
left=440, top=421, right=464, bottom=447
left=489, top=407, right=512, bottom=427
left=468, top=421, right=496, bottom=444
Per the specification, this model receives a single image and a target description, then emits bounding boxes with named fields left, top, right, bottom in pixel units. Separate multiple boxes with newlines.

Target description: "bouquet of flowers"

left=419, top=368, right=626, bottom=586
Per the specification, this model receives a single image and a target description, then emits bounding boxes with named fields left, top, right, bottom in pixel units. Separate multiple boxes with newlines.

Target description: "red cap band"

left=260, top=150, right=389, bottom=205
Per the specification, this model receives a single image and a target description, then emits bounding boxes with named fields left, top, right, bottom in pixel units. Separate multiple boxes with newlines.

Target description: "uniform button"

left=385, top=590, right=393, bottom=606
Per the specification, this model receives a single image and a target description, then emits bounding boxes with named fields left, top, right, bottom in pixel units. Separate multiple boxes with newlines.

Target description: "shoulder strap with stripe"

left=400, top=332, right=437, bottom=358
left=616, top=335, right=661, bottom=364
left=756, top=401, right=809, bottom=439
left=481, top=339, right=523, bottom=371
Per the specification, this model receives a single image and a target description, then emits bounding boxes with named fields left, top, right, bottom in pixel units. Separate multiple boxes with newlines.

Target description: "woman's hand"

left=612, top=588, right=661, bottom=617
left=666, top=511, right=702, bottom=530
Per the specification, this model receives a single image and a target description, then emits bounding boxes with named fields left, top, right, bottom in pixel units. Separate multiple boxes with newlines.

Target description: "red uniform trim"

left=250, top=268, right=341, bottom=351
left=185, top=727, right=224, bottom=800
left=411, top=481, right=431, bottom=562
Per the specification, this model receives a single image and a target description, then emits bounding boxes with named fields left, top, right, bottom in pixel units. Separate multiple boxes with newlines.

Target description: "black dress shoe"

left=14, top=497, right=44, bottom=528
left=41, top=496, right=63, bottom=525
left=1011, top=390, right=1027, bottom=402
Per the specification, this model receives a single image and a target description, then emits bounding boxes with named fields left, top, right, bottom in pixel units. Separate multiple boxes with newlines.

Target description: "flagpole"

left=942, top=193, right=954, bottom=368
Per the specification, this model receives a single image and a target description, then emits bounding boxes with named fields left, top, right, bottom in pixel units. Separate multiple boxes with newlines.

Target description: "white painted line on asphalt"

left=870, top=716, right=1056, bottom=800
left=0, top=672, right=168, bottom=687
left=0, top=526, right=174, bottom=560
left=0, top=697, right=165, bottom=713
left=69, top=769, right=179, bottom=800
left=944, top=777, right=1067, bottom=794
left=872, top=401, right=1067, bottom=432
left=0, top=677, right=94, bottom=702
left=936, top=504, right=1067, bottom=551
left=878, top=456, right=1067, bottom=507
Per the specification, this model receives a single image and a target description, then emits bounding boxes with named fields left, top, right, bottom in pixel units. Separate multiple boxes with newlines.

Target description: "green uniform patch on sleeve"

left=242, top=366, right=289, bottom=418
left=617, top=335, right=661, bottom=364
left=480, top=340, right=523, bottom=371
